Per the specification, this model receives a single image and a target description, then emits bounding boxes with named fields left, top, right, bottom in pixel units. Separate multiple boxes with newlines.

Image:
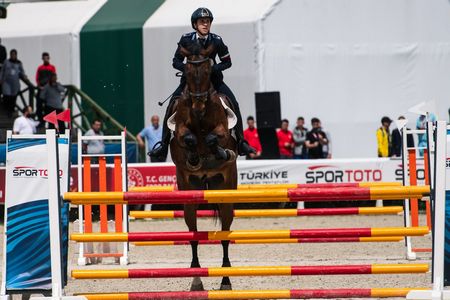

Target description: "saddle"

left=167, top=95, right=237, bottom=132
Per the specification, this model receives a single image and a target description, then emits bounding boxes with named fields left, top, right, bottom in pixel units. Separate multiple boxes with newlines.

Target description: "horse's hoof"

left=220, top=284, right=232, bottom=290
left=186, top=160, right=202, bottom=171
left=190, top=282, right=204, bottom=291
left=225, top=149, right=237, bottom=162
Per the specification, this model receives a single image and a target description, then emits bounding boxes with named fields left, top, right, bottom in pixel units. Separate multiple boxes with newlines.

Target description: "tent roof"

left=1, top=0, right=106, bottom=37
left=145, top=0, right=280, bottom=27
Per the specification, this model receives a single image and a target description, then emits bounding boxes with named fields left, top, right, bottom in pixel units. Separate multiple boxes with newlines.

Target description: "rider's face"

left=195, top=18, right=211, bottom=36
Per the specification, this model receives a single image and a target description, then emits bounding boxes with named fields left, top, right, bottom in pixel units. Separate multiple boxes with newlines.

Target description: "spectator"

left=376, top=116, right=392, bottom=157
left=391, top=116, right=415, bottom=157
left=40, top=73, right=66, bottom=130
left=35, top=52, right=56, bottom=124
left=277, top=119, right=294, bottom=159
left=318, top=120, right=332, bottom=158
left=305, top=117, right=328, bottom=159
left=13, top=105, right=39, bottom=134
left=0, top=49, right=31, bottom=117
left=83, top=119, right=105, bottom=154
left=293, top=116, right=308, bottom=159
left=0, top=38, right=6, bottom=72
left=416, top=113, right=437, bottom=156
left=0, top=38, right=6, bottom=100
left=137, top=115, right=163, bottom=162
left=243, top=116, right=262, bottom=159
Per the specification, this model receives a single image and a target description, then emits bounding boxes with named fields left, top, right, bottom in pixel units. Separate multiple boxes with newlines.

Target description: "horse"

left=169, top=42, right=238, bottom=291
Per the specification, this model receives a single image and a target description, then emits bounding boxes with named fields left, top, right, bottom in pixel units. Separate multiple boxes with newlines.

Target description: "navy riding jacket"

left=173, top=32, right=232, bottom=87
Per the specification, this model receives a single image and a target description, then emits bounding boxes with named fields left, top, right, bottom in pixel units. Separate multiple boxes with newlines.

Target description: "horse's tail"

left=212, top=204, right=220, bottom=225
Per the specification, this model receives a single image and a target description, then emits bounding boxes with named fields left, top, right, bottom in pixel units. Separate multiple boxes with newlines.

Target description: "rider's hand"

left=211, top=64, right=220, bottom=74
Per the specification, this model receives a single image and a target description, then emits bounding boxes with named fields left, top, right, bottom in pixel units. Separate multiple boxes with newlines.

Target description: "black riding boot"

left=216, top=83, right=255, bottom=156
left=148, top=98, right=177, bottom=161
left=231, top=103, right=256, bottom=156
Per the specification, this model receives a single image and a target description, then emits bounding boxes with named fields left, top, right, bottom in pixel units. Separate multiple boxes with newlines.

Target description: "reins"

left=186, top=56, right=212, bottom=102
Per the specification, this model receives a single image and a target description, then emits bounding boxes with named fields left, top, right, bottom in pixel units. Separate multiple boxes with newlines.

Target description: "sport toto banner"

left=0, top=158, right=425, bottom=198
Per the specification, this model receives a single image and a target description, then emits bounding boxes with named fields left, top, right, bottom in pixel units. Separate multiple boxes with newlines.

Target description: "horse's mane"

left=187, top=41, right=204, bottom=56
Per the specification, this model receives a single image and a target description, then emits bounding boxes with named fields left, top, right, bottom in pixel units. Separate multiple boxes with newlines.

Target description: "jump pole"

left=71, top=263, right=429, bottom=279
left=71, top=226, right=429, bottom=242
left=64, top=185, right=430, bottom=205
left=78, top=288, right=428, bottom=299
left=129, top=181, right=402, bottom=192
left=132, top=236, right=404, bottom=246
left=130, top=206, right=404, bottom=219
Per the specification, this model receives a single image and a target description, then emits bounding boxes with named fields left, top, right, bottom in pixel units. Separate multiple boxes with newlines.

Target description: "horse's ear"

left=201, top=44, right=215, bottom=58
left=179, top=46, right=190, bottom=57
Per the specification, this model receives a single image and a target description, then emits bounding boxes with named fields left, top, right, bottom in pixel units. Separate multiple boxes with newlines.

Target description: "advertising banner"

left=445, top=127, right=450, bottom=285
left=3, top=135, right=69, bottom=291
left=0, top=158, right=426, bottom=199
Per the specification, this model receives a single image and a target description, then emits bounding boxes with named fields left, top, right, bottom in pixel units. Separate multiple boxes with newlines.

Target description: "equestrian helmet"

left=191, top=7, right=214, bottom=29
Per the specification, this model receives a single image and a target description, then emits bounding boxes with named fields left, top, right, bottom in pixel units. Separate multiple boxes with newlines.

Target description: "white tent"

left=1, top=0, right=106, bottom=86
left=144, top=0, right=450, bottom=158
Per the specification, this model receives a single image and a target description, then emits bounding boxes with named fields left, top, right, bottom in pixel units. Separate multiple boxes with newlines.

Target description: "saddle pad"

left=167, top=96, right=237, bottom=131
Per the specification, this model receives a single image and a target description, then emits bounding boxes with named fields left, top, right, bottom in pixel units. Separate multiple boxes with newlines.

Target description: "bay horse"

left=169, top=42, right=238, bottom=291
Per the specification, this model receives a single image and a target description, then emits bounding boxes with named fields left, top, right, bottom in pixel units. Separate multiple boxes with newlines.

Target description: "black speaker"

left=0, top=6, right=6, bottom=19
left=255, top=91, right=281, bottom=129
left=257, top=127, right=280, bottom=159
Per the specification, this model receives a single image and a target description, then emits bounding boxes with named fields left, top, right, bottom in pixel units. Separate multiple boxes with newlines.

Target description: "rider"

left=149, top=7, right=255, bottom=161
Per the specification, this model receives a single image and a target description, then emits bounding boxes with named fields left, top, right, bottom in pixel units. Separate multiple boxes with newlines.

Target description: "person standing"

left=318, top=119, right=332, bottom=159
left=0, top=38, right=6, bottom=73
left=13, top=105, right=39, bottom=134
left=35, top=52, right=56, bottom=124
left=40, top=73, right=66, bottom=130
left=277, top=119, right=294, bottom=159
left=0, top=38, right=6, bottom=99
left=376, top=116, right=392, bottom=157
left=293, top=116, right=308, bottom=159
left=305, top=118, right=328, bottom=159
left=391, top=116, right=415, bottom=157
left=243, top=116, right=262, bottom=159
left=137, top=115, right=163, bottom=162
left=0, top=49, right=31, bottom=116
left=416, top=113, right=437, bottom=156
left=83, top=119, right=105, bottom=154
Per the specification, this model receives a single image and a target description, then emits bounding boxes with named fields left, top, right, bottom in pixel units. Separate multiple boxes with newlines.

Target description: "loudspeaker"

left=257, top=127, right=280, bottom=159
left=255, top=91, right=281, bottom=129
left=0, top=6, right=6, bottom=19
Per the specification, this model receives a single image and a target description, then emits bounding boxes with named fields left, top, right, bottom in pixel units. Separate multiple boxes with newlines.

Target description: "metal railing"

left=14, top=82, right=136, bottom=143
left=65, top=85, right=136, bottom=142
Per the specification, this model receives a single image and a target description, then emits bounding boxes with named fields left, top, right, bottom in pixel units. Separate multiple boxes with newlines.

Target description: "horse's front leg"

left=177, top=125, right=201, bottom=169
left=205, top=133, right=228, bottom=160
left=205, top=126, right=235, bottom=161
left=183, top=133, right=201, bottom=167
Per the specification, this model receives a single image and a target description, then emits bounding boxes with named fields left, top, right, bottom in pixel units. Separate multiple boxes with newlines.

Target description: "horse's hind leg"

left=184, top=203, right=204, bottom=291
left=218, top=203, right=234, bottom=290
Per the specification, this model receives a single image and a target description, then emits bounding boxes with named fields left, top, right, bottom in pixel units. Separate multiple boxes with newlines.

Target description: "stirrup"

left=147, top=141, right=168, bottom=158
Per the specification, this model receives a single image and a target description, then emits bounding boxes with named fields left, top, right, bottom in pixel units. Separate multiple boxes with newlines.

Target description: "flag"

left=43, top=110, right=58, bottom=130
left=57, top=109, right=71, bottom=129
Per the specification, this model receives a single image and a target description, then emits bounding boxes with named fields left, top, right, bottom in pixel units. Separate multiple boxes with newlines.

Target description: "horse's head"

left=180, top=42, right=215, bottom=117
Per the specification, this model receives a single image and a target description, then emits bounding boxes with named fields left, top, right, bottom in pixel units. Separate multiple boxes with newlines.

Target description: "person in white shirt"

left=13, top=106, right=39, bottom=134
left=82, top=119, right=105, bottom=154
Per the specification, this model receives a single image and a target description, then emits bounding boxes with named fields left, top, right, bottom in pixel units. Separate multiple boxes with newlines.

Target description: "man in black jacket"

left=391, top=116, right=414, bottom=157
left=0, top=38, right=6, bottom=97
left=149, top=7, right=254, bottom=161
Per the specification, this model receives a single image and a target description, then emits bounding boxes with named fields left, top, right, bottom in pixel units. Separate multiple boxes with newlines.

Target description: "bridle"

left=186, top=57, right=212, bottom=102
